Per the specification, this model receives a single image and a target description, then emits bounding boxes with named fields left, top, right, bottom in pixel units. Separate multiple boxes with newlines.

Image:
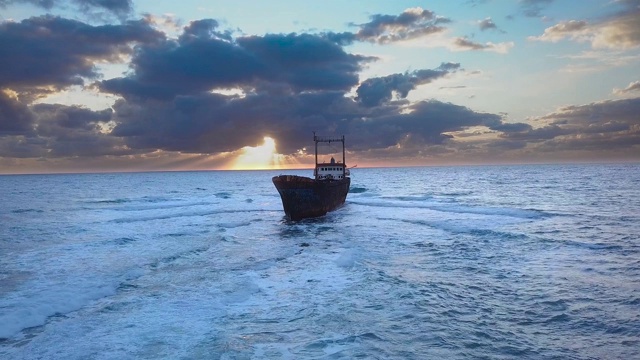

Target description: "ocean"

left=1, top=164, right=638, bottom=359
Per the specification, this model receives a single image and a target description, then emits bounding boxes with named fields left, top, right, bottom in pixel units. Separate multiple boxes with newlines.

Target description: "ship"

left=272, top=134, right=351, bottom=221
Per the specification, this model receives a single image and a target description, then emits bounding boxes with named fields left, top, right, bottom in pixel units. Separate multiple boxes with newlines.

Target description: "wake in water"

left=1, top=165, right=639, bottom=359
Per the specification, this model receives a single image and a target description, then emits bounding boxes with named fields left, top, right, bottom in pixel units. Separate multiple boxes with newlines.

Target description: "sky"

left=0, top=0, right=639, bottom=174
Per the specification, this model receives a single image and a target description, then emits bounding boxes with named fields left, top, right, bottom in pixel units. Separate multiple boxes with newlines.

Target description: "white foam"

left=350, top=198, right=547, bottom=219
left=0, top=280, right=118, bottom=339
left=335, top=248, right=357, bottom=268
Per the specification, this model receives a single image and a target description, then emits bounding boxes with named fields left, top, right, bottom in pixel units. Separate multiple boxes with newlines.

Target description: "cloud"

left=322, top=8, right=455, bottom=48
left=527, top=20, right=590, bottom=42
left=519, top=0, right=554, bottom=18
left=0, top=102, right=125, bottom=158
left=591, top=11, right=640, bottom=49
left=0, top=18, right=152, bottom=159
left=238, top=33, right=371, bottom=91
left=105, top=85, right=531, bottom=159
left=0, top=15, right=161, bottom=146
left=614, top=80, right=640, bottom=95
left=356, top=63, right=460, bottom=107
left=452, top=37, right=514, bottom=53
left=99, top=24, right=372, bottom=100
left=3, top=9, right=634, bottom=168
left=0, top=15, right=163, bottom=92
left=28, top=104, right=123, bottom=157
left=528, top=5, right=640, bottom=49
left=501, top=97, right=640, bottom=152
left=345, top=100, right=509, bottom=149
left=0, top=90, right=35, bottom=135
left=351, top=7, right=450, bottom=44
left=478, top=17, right=502, bottom=32
left=0, top=0, right=134, bottom=18
left=0, top=14, right=536, bottom=165
left=179, top=19, right=232, bottom=42
left=109, top=91, right=357, bottom=155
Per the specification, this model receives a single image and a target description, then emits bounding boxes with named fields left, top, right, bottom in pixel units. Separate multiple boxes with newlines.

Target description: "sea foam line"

left=349, top=199, right=549, bottom=219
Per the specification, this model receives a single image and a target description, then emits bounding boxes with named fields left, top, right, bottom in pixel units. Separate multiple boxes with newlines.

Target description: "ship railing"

left=314, top=135, right=344, bottom=143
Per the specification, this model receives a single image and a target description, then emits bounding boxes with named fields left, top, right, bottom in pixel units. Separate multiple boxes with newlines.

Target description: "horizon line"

left=1, top=159, right=638, bottom=176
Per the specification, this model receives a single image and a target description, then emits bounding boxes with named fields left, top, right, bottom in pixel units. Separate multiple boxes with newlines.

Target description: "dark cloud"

left=238, top=33, right=369, bottom=91
left=0, top=103, right=128, bottom=158
left=0, top=16, right=163, bottom=91
left=478, top=17, right=504, bottom=32
left=322, top=31, right=357, bottom=46
left=76, top=0, right=133, bottom=18
left=454, top=37, right=489, bottom=51
left=5, top=9, right=631, bottom=169
left=0, top=0, right=133, bottom=18
left=32, top=103, right=112, bottom=131
left=179, top=19, right=232, bottom=42
left=502, top=97, right=640, bottom=152
left=101, top=37, right=261, bottom=100
left=29, top=104, right=122, bottom=157
left=0, top=14, right=533, bottom=165
left=0, top=135, right=48, bottom=158
left=315, top=8, right=452, bottom=46
left=351, top=7, right=450, bottom=44
left=109, top=91, right=356, bottom=155
left=100, top=29, right=371, bottom=100
left=346, top=100, right=505, bottom=149
left=105, top=81, right=528, bottom=160
left=489, top=122, right=533, bottom=133
left=452, top=37, right=513, bottom=53
left=502, top=124, right=570, bottom=141
left=0, top=92, right=35, bottom=135
left=0, top=16, right=163, bottom=141
left=356, top=63, right=460, bottom=107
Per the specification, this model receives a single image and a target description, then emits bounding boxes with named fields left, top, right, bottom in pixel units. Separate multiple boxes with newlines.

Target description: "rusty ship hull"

left=272, top=175, right=350, bottom=221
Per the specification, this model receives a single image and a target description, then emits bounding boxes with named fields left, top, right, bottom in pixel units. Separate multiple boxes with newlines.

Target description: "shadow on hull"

left=272, top=175, right=350, bottom=221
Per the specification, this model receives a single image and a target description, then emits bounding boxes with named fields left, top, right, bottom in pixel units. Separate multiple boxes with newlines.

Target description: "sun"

left=231, top=136, right=283, bottom=170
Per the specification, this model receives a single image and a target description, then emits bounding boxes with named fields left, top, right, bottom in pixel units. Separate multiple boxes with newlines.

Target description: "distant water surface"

left=1, top=164, right=639, bottom=359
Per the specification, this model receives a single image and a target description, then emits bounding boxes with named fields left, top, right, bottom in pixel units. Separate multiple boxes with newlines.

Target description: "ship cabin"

left=314, top=157, right=348, bottom=181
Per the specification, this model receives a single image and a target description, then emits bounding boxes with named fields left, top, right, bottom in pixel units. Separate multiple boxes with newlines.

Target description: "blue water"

left=1, top=164, right=639, bottom=359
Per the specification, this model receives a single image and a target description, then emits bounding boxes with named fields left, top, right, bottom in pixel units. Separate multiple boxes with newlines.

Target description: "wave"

left=0, top=280, right=119, bottom=339
left=104, top=237, right=137, bottom=246
left=84, top=195, right=178, bottom=206
left=440, top=190, right=474, bottom=197
left=214, top=192, right=232, bottom=199
left=112, top=201, right=212, bottom=212
left=85, top=198, right=132, bottom=204
left=216, top=221, right=253, bottom=229
left=11, top=209, right=44, bottom=214
left=350, top=199, right=550, bottom=219
left=373, top=216, right=533, bottom=239
left=383, top=195, right=433, bottom=202
left=556, top=239, right=625, bottom=252
left=0, top=239, right=216, bottom=340
left=110, top=208, right=275, bottom=224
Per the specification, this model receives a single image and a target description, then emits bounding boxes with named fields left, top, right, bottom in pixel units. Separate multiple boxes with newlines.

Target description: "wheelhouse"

left=314, top=157, right=347, bottom=180
left=312, top=133, right=349, bottom=181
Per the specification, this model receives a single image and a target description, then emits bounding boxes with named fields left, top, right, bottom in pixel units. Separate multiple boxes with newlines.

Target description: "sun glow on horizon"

left=230, top=136, right=286, bottom=170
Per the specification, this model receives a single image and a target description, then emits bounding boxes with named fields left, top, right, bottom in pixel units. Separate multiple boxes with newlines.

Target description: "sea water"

left=0, top=164, right=638, bottom=359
